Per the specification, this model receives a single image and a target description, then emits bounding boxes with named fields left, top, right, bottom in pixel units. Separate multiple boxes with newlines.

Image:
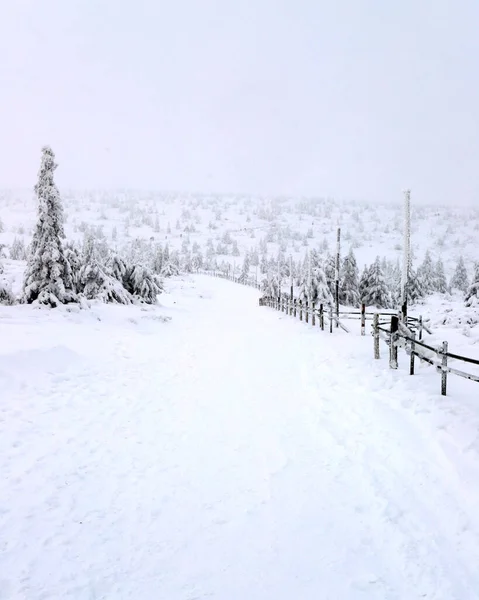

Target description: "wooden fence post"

left=312, top=302, right=316, bottom=327
left=441, top=341, right=448, bottom=396
left=373, top=313, right=380, bottom=359
left=361, top=303, right=366, bottom=336
left=294, top=299, right=297, bottom=318
left=305, top=301, right=309, bottom=324
left=299, top=301, right=303, bottom=321
left=320, top=304, right=324, bottom=330
left=409, top=331, right=416, bottom=375
left=289, top=298, right=293, bottom=316
left=389, top=315, right=398, bottom=369
left=419, top=316, right=423, bottom=341
left=329, top=305, right=333, bottom=333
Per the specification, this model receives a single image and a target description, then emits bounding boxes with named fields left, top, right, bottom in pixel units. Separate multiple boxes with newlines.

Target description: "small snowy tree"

left=339, top=248, right=360, bottom=307
left=23, top=146, right=76, bottom=306
left=10, top=237, right=27, bottom=260
left=465, top=263, right=479, bottom=307
left=359, top=265, right=369, bottom=304
left=0, top=260, right=14, bottom=305
left=299, top=258, right=332, bottom=306
left=417, top=250, right=435, bottom=294
left=434, top=258, right=448, bottom=294
left=405, top=268, right=425, bottom=305
left=450, top=256, right=469, bottom=293
left=361, top=257, right=390, bottom=308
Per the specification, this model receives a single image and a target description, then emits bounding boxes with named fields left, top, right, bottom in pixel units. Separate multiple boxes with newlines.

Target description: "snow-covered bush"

left=123, top=264, right=163, bottom=304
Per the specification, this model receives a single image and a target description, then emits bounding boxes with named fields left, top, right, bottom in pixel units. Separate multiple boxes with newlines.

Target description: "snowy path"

left=2, top=275, right=479, bottom=599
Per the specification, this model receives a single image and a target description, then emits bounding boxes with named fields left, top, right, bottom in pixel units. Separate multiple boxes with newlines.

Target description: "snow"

left=2, top=275, right=479, bottom=599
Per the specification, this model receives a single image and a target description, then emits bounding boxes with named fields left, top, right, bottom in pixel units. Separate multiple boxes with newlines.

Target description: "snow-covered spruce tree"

left=151, top=244, right=164, bottom=274
left=299, top=257, right=332, bottom=306
left=339, top=248, right=360, bottom=307
left=465, top=262, right=479, bottom=307
left=261, top=269, right=280, bottom=298
left=417, top=250, right=435, bottom=295
left=63, top=241, right=82, bottom=292
left=361, top=257, right=391, bottom=309
left=10, top=237, right=27, bottom=260
left=404, top=268, right=425, bottom=305
left=324, top=254, right=336, bottom=294
left=358, top=265, right=370, bottom=304
left=23, top=146, right=76, bottom=306
left=434, top=258, right=448, bottom=294
left=0, top=259, right=15, bottom=305
left=450, top=256, right=469, bottom=293
left=238, top=252, right=251, bottom=283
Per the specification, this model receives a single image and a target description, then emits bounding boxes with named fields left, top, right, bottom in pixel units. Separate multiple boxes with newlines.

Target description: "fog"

left=1, top=0, right=478, bottom=205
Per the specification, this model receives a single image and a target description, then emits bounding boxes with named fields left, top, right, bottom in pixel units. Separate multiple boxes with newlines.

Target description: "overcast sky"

left=1, top=0, right=478, bottom=204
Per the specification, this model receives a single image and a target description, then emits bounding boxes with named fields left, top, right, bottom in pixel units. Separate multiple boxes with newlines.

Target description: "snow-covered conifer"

left=23, top=146, right=76, bottom=306
left=465, top=263, right=479, bottom=307
left=64, top=241, right=82, bottom=292
left=339, top=248, right=360, bottom=307
left=405, top=268, right=425, bottom=305
left=10, top=237, right=27, bottom=260
left=417, top=250, right=435, bottom=294
left=324, top=254, right=336, bottom=294
left=299, top=256, right=332, bottom=306
left=450, top=256, right=469, bottom=293
left=434, top=258, right=448, bottom=294
left=0, top=260, right=14, bottom=305
left=359, top=265, right=369, bottom=304
left=361, top=257, right=390, bottom=308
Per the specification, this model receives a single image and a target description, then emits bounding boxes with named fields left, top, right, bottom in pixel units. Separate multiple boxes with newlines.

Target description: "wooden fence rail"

left=373, top=315, right=479, bottom=396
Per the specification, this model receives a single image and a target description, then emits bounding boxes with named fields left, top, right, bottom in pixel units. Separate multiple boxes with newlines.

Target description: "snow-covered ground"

left=2, top=275, right=479, bottom=599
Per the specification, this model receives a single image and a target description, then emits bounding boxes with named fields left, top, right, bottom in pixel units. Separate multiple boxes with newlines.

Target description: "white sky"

left=1, top=0, right=478, bottom=204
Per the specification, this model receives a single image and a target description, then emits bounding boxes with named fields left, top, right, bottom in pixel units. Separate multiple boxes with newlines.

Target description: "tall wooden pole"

left=401, top=190, right=411, bottom=321
left=335, top=227, right=341, bottom=327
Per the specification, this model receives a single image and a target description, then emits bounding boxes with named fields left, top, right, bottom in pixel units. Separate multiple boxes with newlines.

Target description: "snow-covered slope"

left=1, top=275, right=479, bottom=599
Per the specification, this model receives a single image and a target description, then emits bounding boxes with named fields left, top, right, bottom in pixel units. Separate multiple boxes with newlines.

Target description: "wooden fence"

left=373, top=314, right=479, bottom=396
left=199, top=269, right=428, bottom=337
left=198, top=269, right=478, bottom=396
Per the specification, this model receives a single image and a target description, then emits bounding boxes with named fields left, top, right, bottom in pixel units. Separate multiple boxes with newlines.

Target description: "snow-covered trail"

left=1, top=275, right=479, bottom=600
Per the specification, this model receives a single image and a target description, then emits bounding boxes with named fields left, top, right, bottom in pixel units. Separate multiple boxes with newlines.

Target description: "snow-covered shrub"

left=123, top=264, right=163, bottom=304
left=23, top=146, right=76, bottom=306
left=78, top=238, right=132, bottom=304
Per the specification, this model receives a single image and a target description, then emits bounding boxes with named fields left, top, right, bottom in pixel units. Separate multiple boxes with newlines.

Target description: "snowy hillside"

left=1, top=186, right=479, bottom=341
left=2, top=275, right=479, bottom=599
